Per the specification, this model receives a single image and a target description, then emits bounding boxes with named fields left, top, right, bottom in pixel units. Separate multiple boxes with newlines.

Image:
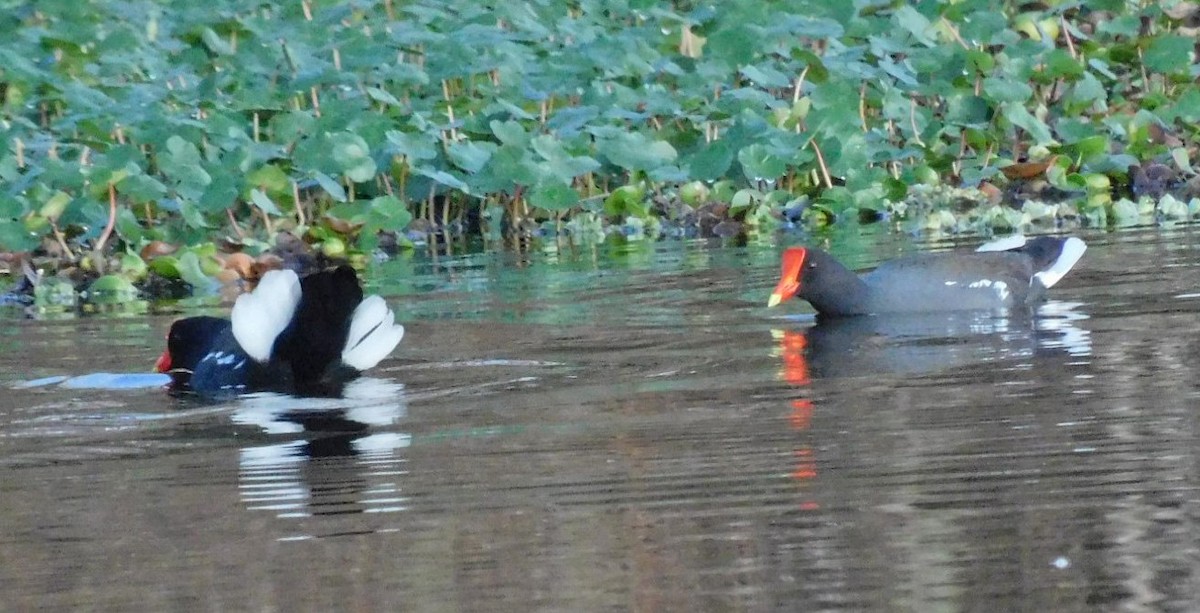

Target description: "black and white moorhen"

left=767, top=235, right=1087, bottom=316
left=156, top=266, right=405, bottom=399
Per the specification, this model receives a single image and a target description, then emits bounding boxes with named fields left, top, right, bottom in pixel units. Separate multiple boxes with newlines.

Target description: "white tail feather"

left=1035, top=237, right=1087, bottom=288
left=231, top=269, right=302, bottom=362
left=976, top=234, right=1027, bottom=252
left=341, top=295, right=405, bottom=371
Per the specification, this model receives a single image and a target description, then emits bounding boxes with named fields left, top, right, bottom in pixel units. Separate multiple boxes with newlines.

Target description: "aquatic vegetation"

left=4, top=0, right=1200, bottom=299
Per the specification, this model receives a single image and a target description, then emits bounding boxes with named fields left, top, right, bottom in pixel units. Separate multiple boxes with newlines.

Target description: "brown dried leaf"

left=140, top=240, right=177, bottom=260
left=1000, top=155, right=1061, bottom=181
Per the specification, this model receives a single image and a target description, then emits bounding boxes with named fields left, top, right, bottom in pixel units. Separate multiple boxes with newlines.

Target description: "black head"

left=768, top=247, right=870, bottom=316
left=157, top=316, right=231, bottom=386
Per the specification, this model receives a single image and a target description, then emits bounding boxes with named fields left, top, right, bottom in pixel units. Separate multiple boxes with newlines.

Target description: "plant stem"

left=94, top=183, right=119, bottom=254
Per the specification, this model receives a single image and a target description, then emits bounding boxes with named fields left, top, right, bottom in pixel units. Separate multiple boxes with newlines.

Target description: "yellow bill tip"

left=767, top=293, right=782, bottom=308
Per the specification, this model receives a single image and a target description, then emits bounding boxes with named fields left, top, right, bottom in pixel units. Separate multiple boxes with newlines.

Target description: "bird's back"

left=862, top=252, right=1038, bottom=313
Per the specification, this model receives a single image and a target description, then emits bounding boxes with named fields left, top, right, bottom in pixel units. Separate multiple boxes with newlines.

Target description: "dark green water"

left=3, top=228, right=1200, bottom=611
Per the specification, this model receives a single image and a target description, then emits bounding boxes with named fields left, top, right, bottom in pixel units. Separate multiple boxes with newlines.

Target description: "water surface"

left=2, top=229, right=1200, bottom=611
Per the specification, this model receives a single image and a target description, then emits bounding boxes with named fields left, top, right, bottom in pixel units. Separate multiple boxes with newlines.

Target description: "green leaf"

left=367, top=87, right=403, bottom=107
left=179, top=201, right=210, bottom=229
left=40, top=191, right=72, bottom=219
left=1001, top=102, right=1054, bottom=145
left=945, top=94, right=990, bottom=126
left=329, top=132, right=377, bottom=183
left=1043, top=49, right=1084, bottom=79
left=447, top=140, right=495, bottom=174
left=246, top=164, right=290, bottom=195
left=86, top=274, right=139, bottom=304
left=1144, top=35, right=1193, bottom=74
left=530, top=135, right=600, bottom=182
left=893, top=6, right=935, bottom=46
left=707, top=24, right=757, bottom=65
left=199, top=174, right=239, bottom=213
left=737, top=143, right=787, bottom=181
left=414, top=166, right=469, bottom=191
left=596, top=132, right=677, bottom=172
left=529, top=182, right=579, bottom=211
left=367, top=195, right=413, bottom=230
left=115, top=207, right=144, bottom=244
left=983, top=77, right=1033, bottom=103
left=249, top=188, right=283, bottom=216
left=313, top=172, right=348, bottom=202
left=386, top=130, right=438, bottom=160
left=176, top=251, right=218, bottom=293
left=200, top=27, right=234, bottom=56
left=118, top=174, right=167, bottom=203
left=0, top=219, right=39, bottom=251
left=491, top=120, right=529, bottom=146
left=687, top=141, right=735, bottom=181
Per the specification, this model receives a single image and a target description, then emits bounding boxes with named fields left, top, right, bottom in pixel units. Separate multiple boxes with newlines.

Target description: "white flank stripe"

left=1034, top=237, right=1087, bottom=288
left=232, top=269, right=302, bottom=362
left=976, top=234, right=1027, bottom=252
left=341, top=295, right=405, bottom=371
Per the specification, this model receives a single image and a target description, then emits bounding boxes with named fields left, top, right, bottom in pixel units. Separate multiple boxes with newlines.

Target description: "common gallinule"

left=156, top=266, right=405, bottom=399
left=767, top=235, right=1087, bottom=316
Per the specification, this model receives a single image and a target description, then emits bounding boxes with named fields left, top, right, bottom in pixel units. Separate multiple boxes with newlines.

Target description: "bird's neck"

left=807, top=260, right=871, bottom=316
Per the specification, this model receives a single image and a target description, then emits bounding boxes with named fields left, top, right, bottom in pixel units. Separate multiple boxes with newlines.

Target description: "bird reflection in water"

left=231, top=378, right=410, bottom=521
left=773, top=329, right=820, bottom=508
left=772, top=302, right=1093, bottom=506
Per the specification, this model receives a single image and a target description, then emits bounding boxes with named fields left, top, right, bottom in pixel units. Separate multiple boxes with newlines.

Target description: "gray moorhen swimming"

left=156, top=266, right=405, bottom=399
left=767, top=235, right=1087, bottom=316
